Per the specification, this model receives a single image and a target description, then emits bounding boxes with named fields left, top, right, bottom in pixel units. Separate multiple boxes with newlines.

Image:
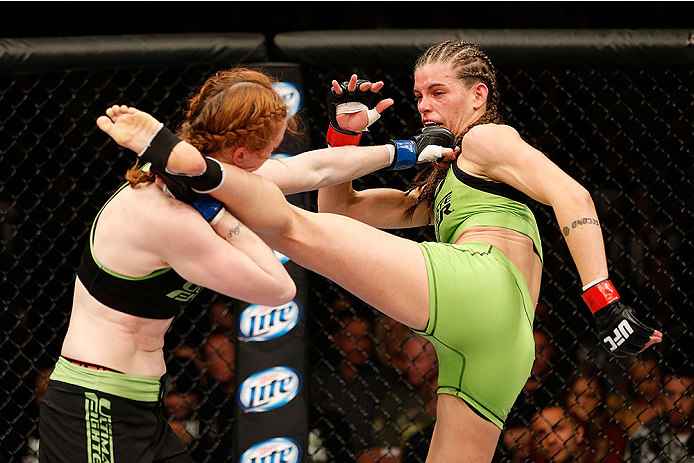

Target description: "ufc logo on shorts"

left=603, top=320, right=634, bottom=351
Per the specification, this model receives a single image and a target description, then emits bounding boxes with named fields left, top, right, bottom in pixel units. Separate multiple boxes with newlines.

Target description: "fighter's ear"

left=472, top=82, right=488, bottom=110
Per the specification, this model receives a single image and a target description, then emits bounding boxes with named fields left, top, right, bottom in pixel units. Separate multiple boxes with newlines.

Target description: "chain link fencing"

left=1, top=32, right=692, bottom=462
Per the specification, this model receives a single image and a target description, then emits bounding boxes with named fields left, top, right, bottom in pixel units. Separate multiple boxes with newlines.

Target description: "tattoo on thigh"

left=563, top=217, right=600, bottom=236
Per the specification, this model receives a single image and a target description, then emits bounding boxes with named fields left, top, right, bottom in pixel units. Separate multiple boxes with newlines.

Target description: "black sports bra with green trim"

left=76, top=184, right=203, bottom=319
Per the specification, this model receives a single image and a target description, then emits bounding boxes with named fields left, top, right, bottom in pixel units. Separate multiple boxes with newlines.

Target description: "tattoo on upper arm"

left=226, top=222, right=243, bottom=239
left=563, top=217, right=600, bottom=236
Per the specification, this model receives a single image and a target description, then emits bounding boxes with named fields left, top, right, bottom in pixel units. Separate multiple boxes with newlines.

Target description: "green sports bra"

left=433, top=161, right=543, bottom=263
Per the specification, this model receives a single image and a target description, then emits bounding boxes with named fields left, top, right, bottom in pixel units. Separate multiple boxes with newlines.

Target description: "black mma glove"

left=138, top=123, right=225, bottom=193
left=582, top=279, right=656, bottom=358
left=152, top=166, right=225, bottom=225
left=326, top=79, right=378, bottom=147
left=387, top=126, right=458, bottom=170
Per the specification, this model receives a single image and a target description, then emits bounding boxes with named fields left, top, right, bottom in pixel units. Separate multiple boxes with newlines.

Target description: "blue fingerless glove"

left=388, top=140, right=418, bottom=170
left=155, top=167, right=224, bottom=225
left=387, top=126, right=458, bottom=170
left=191, top=194, right=224, bottom=225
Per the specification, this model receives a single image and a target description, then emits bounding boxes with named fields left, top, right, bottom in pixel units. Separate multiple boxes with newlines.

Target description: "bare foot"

left=97, top=105, right=205, bottom=175
left=96, top=105, right=162, bottom=154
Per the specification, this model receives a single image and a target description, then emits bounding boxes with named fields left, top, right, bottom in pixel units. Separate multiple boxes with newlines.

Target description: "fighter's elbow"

left=269, top=279, right=297, bottom=306
left=317, top=194, right=346, bottom=214
left=572, top=184, right=595, bottom=209
left=551, top=184, right=595, bottom=216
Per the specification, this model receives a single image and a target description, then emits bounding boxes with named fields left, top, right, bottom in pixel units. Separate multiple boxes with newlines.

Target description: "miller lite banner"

left=239, top=438, right=302, bottom=463
left=238, top=366, right=302, bottom=413
left=238, top=302, right=302, bottom=343
left=233, top=63, right=309, bottom=463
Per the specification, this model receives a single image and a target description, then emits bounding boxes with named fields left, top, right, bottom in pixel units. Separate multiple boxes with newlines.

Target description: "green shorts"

left=415, top=241, right=536, bottom=429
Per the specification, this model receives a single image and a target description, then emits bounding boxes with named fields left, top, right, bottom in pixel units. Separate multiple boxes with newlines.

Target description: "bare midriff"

left=60, top=278, right=171, bottom=377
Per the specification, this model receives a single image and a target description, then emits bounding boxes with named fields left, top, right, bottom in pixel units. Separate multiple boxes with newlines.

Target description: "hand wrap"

left=387, top=126, right=458, bottom=170
left=326, top=79, right=379, bottom=147
left=139, top=124, right=225, bottom=193
left=582, top=279, right=656, bottom=357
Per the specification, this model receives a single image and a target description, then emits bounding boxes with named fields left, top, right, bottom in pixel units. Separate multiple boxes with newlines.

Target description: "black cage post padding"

left=273, top=28, right=694, bottom=65
left=0, top=33, right=268, bottom=74
left=232, top=63, right=311, bottom=463
left=1, top=29, right=693, bottom=463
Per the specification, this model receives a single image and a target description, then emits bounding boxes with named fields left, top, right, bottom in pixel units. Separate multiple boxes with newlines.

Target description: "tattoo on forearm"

left=227, top=222, right=243, bottom=239
left=563, top=217, right=600, bottom=236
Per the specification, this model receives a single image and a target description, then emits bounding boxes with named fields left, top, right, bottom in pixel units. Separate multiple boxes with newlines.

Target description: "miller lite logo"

left=238, top=301, right=301, bottom=342
left=238, top=366, right=301, bottom=413
left=239, top=437, right=301, bottom=463
left=272, top=81, right=303, bottom=119
left=273, top=249, right=290, bottom=264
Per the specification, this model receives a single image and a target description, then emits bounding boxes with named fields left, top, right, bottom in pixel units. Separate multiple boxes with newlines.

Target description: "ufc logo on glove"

left=582, top=279, right=657, bottom=357
left=603, top=319, right=635, bottom=352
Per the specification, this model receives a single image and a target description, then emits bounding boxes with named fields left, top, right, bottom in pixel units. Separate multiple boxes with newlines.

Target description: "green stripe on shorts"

left=51, top=357, right=161, bottom=402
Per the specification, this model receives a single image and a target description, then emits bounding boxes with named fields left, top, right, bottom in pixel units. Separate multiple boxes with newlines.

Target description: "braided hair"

left=178, top=68, right=290, bottom=155
left=127, top=68, right=293, bottom=185
left=405, top=41, right=505, bottom=219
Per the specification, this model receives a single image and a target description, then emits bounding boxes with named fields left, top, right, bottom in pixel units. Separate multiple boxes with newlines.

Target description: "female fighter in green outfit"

left=100, top=42, right=662, bottom=462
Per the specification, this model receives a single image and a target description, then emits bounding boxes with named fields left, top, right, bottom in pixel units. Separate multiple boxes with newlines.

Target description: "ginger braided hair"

left=178, top=68, right=292, bottom=157
left=404, top=41, right=505, bottom=219
left=127, top=68, right=294, bottom=185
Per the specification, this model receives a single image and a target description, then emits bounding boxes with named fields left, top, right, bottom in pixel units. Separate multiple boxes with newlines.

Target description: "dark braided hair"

left=405, top=41, right=505, bottom=219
